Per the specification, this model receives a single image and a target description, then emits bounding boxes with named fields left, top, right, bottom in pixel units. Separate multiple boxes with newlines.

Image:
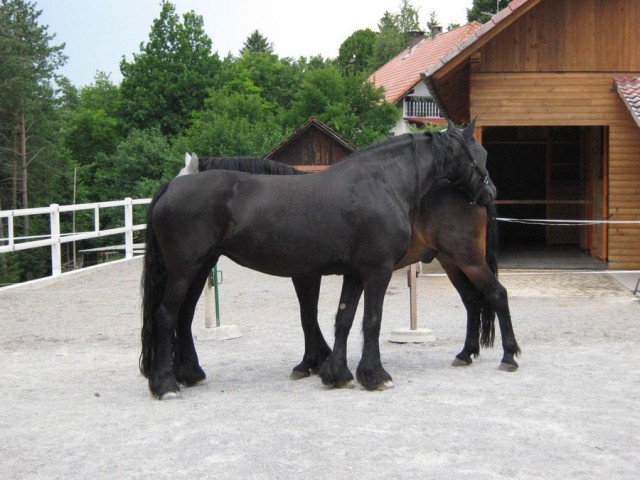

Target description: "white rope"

left=497, top=218, right=640, bottom=226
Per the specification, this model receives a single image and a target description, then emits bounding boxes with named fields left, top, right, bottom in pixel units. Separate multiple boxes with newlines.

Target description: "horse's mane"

left=346, top=130, right=467, bottom=174
left=198, top=156, right=304, bottom=175
left=427, top=129, right=472, bottom=174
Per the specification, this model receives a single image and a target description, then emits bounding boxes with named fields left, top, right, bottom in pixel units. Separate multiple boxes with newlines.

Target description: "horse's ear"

left=446, top=119, right=455, bottom=131
left=178, top=153, right=199, bottom=176
left=463, top=117, right=477, bottom=140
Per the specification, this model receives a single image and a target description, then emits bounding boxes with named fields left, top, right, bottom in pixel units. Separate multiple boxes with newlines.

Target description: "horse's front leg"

left=290, top=275, right=332, bottom=379
left=356, top=270, right=394, bottom=390
left=319, top=274, right=363, bottom=388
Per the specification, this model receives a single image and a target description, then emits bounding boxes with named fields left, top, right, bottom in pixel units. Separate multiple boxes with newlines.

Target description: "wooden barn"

left=423, top=0, right=640, bottom=269
left=266, top=117, right=357, bottom=172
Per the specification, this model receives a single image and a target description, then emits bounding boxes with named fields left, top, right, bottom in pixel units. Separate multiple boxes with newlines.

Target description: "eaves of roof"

left=615, top=77, right=640, bottom=129
left=423, top=0, right=542, bottom=81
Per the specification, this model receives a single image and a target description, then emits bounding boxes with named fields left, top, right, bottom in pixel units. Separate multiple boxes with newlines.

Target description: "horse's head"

left=432, top=119, right=496, bottom=205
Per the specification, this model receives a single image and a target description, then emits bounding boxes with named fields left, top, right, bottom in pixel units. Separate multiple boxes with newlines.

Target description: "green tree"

left=64, top=73, right=122, bottom=164
left=287, top=66, right=399, bottom=147
left=426, top=10, right=440, bottom=37
left=94, top=128, right=176, bottom=201
left=119, top=1, right=220, bottom=136
left=184, top=88, right=285, bottom=157
left=371, top=0, right=421, bottom=70
left=395, top=0, right=420, bottom=34
left=337, top=28, right=378, bottom=77
left=58, top=72, right=125, bottom=210
left=241, top=30, right=273, bottom=54
left=467, top=0, right=512, bottom=23
left=0, top=0, right=66, bottom=229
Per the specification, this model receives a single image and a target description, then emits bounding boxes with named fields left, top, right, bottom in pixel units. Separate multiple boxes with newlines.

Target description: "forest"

left=0, top=0, right=503, bottom=283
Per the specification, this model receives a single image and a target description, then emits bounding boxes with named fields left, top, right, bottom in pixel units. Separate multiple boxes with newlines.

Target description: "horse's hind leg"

left=319, top=274, right=363, bottom=388
left=290, top=275, right=332, bottom=379
left=173, top=261, right=216, bottom=386
left=463, top=265, right=521, bottom=371
left=149, top=279, right=192, bottom=399
left=440, top=262, right=482, bottom=367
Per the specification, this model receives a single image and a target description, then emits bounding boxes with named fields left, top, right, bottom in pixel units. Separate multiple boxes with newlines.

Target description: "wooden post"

left=49, top=204, right=61, bottom=277
left=204, top=271, right=214, bottom=329
left=388, top=263, right=436, bottom=343
left=197, top=265, right=241, bottom=341
left=409, top=262, right=418, bottom=330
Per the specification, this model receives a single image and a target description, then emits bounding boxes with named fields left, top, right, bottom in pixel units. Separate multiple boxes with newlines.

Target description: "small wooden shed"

left=424, top=0, right=640, bottom=269
left=266, top=117, right=357, bottom=172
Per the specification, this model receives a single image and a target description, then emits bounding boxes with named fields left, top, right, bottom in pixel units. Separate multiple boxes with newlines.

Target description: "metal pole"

left=72, top=167, right=77, bottom=269
left=213, top=264, right=222, bottom=327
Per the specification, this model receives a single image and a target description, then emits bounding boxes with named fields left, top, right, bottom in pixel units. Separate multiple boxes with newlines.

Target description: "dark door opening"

left=483, top=126, right=607, bottom=268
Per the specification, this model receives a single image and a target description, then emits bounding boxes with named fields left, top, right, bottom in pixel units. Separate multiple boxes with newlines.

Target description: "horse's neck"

left=356, top=137, right=436, bottom=210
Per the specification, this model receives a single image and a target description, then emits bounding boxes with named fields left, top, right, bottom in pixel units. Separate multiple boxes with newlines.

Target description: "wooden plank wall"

left=269, top=129, right=352, bottom=167
left=479, top=0, right=640, bottom=73
left=471, top=72, right=640, bottom=268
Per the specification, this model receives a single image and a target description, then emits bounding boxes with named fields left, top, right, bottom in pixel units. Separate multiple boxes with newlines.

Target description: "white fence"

left=0, top=198, right=151, bottom=278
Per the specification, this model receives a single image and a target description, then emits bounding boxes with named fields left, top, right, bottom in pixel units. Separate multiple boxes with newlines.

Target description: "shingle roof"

left=614, top=77, right=640, bottom=129
left=368, top=23, right=482, bottom=104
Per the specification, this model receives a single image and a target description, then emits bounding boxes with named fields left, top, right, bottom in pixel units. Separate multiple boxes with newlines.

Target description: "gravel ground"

left=1, top=256, right=639, bottom=479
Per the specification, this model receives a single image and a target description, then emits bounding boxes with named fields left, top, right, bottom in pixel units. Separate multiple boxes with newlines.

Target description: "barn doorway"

left=482, top=126, right=607, bottom=269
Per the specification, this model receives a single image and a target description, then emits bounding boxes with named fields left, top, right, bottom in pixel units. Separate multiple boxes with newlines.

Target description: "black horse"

left=187, top=155, right=519, bottom=377
left=141, top=122, right=517, bottom=399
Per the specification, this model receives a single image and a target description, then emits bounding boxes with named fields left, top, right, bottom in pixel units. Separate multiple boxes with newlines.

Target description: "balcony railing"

left=404, top=96, right=443, bottom=119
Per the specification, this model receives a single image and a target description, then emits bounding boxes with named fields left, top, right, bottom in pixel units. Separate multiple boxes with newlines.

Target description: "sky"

left=35, top=0, right=475, bottom=87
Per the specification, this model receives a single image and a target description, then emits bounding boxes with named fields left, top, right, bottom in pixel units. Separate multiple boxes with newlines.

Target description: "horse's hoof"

left=338, top=380, right=355, bottom=389
left=364, top=380, right=394, bottom=391
left=452, top=357, right=472, bottom=367
left=380, top=380, right=395, bottom=390
left=159, top=391, right=181, bottom=400
left=175, top=364, right=206, bottom=386
left=289, top=369, right=311, bottom=380
left=498, top=362, right=518, bottom=372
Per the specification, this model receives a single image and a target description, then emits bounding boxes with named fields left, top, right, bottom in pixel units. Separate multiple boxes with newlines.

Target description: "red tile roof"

left=368, top=23, right=482, bottom=104
left=615, top=77, right=640, bottom=129
left=293, top=165, right=328, bottom=172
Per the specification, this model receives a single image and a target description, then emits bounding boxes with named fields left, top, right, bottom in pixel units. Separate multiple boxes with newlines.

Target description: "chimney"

left=430, top=25, right=443, bottom=38
left=407, top=30, right=426, bottom=48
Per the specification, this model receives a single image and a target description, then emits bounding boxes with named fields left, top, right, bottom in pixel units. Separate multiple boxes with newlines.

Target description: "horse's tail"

left=480, top=201, right=499, bottom=349
left=140, top=182, right=170, bottom=377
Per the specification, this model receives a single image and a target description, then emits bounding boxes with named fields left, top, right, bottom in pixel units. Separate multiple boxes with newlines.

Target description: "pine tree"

left=0, top=0, right=66, bottom=233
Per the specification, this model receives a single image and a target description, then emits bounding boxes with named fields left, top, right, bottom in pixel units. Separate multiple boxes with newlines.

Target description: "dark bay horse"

left=141, top=122, right=516, bottom=399
left=187, top=155, right=520, bottom=378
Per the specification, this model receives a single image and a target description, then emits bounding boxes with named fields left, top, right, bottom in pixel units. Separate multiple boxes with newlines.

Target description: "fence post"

left=50, top=204, right=62, bottom=276
left=124, top=197, right=133, bottom=259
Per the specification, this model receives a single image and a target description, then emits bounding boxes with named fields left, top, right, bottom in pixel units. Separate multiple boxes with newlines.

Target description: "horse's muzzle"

left=475, top=181, right=497, bottom=206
